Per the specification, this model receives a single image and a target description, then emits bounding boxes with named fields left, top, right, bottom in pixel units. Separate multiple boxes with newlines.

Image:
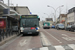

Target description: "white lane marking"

left=40, top=47, right=49, bottom=50
left=19, top=36, right=32, bottom=47
left=27, top=49, right=32, bottom=50
left=43, top=30, right=62, bottom=43
left=54, top=45, right=65, bottom=50
left=68, top=44, right=75, bottom=50
left=19, top=40, right=27, bottom=46
left=62, top=34, right=75, bottom=41
left=62, top=37, right=72, bottom=41
left=40, top=32, right=51, bottom=46
left=62, top=34, right=68, bottom=37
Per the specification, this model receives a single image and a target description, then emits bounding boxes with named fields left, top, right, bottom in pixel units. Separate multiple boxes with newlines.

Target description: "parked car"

left=71, top=24, right=75, bottom=32
left=56, top=24, right=65, bottom=30
left=55, top=24, right=58, bottom=29
left=65, top=25, right=72, bottom=31
left=51, top=25, right=55, bottom=28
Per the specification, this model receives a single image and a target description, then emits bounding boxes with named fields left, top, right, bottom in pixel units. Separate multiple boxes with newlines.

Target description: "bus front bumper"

left=20, top=30, right=40, bottom=34
left=43, top=26, right=50, bottom=29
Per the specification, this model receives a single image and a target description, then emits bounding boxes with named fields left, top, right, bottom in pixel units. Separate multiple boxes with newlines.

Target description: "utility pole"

left=47, top=5, right=64, bottom=24
left=8, top=0, right=10, bottom=16
left=74, top=12, right=75, bottom=24
left=59, top=7, right=61, bottom=23
left=65, top=4, right=68, bottom=28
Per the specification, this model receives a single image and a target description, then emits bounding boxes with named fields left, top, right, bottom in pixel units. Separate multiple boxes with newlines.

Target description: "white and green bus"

left=43, top=22, right=50, bottom=29
left=20, top=15, right=40, bottom=35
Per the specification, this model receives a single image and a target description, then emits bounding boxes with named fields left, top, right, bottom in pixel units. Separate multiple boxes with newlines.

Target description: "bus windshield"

left=44, top=22, right=50, bottom=26
left=20, top=18, right=39, bottom=27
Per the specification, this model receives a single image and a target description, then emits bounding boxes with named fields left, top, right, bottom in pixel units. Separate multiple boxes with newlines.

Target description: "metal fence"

left=0, top=28, right=19, bottom=42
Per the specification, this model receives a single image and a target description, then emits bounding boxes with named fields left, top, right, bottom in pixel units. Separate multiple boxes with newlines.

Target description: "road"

left=0, top=28, right=75, bottom=50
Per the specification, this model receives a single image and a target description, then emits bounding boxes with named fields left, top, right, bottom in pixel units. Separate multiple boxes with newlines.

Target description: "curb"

left=0, top=35, right=18, bottom=46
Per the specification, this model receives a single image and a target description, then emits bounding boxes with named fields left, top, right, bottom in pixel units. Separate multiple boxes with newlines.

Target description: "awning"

left=60, top=20, right=65, bottom=23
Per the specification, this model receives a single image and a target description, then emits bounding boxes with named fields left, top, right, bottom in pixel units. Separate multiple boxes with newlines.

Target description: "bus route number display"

left=21, top=15, right=37, bottom=18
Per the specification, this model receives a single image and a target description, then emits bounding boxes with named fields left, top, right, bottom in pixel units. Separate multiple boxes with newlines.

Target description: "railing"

left=0, top=28, right=19, bottom=42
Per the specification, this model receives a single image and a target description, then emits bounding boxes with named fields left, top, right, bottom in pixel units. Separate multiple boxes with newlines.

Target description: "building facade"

left=67, top=7, right=75, bottom=25
left=10, top=6, right=30, bottom=15
left=57, top=17, right=60, bottom=23
left=58, top=14, right=67, bottom=24
left=45, top=18, right=53, bottom=26
left=59, top=14, right=67, bottom=23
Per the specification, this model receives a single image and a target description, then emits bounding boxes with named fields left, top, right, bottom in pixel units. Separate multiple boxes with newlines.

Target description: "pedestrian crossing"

left=28, top=44, right=75, bottom=50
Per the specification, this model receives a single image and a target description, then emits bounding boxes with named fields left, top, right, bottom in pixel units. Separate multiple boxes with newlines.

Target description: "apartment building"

left=59, top=14, right=67, bottom=23
left=67, top=7, right=75, bottom=25
left=57, top=14, right=67, bottom=24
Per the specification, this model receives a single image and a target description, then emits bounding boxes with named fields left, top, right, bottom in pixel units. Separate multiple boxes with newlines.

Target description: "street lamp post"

left=74, top=12, right=75, bottom=24
left=47, top=5, right=64, bottom=23
left=44, top=13, right=49, bottom=18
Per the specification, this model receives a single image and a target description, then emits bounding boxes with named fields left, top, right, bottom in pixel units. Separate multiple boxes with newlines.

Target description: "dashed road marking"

left=62, top=34, right=75, bottom=41
left=43, top=30, right=62, bottom=43
left=40, top=47, right=49, bottom=50
left=68, top=44, right=75, bottom=50
left=54, top=45, right=65, bottom=50
left=28, top=49, right=32, bottom=50
left=62, top=34, right=68, bottom=37
left=28, top=44, right=75, bottom=50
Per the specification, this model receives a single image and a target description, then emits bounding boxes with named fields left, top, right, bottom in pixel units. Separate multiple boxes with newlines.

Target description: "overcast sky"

left=4, top=0, right=75, bottom=21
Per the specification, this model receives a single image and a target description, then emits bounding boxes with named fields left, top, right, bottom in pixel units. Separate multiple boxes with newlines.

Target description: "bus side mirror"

left=38, top=18, right=40, bottom=21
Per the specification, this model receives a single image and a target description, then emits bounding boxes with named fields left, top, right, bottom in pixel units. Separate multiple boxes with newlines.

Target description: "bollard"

left=0, top=29, right=2, bottom=42
left=8, top=28, right=10, bottom=36
left=2, top=29, right=4, bottom=40
left=5, top=29, right=8, bottom=38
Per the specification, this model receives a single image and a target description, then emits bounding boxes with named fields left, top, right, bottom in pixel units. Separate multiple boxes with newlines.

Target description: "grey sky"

left=4, top=0, right=75, bottom=21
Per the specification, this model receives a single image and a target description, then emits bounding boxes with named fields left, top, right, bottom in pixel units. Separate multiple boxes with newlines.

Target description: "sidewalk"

left=0, top=34, right=18, bottom=46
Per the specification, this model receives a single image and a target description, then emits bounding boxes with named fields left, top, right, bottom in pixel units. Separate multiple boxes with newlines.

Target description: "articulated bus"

left=20, top=15, right=40, bottom=35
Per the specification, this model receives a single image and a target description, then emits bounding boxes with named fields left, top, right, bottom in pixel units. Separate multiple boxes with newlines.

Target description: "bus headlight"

left=20, top=27, right=24, bottom=30
left=37, top=27, right=39, bottom=29
left=21, top=30, right=23, bottom=32
left=36, top=27, right=39, bottom=30
left=36, top=30, right=40, bottom=32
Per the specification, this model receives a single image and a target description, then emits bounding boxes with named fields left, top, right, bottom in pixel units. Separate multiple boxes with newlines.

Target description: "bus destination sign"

left=21, top=15, right=37, bottom=18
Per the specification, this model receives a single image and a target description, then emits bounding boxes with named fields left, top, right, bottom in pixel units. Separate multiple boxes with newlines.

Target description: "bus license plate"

left=28, top=32, right=32, bottom=34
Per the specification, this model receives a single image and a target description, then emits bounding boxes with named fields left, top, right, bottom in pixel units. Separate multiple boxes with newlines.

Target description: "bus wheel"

left=48, top=28, right=50, bottom=29
left=23, top=34, right=26, bottom=36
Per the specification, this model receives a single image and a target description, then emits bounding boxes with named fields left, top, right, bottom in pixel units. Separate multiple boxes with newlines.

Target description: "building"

left=57, top=17, right=60, bottom=24
left=67, top=7, right=75, bottom=25
left=0, top=2, right=20, bottom=32
left=45, top=18, right=53, bottom=26
left=10, top=6, right=30, bottom=15
left=46, top=18, right=53, bottom=21
left=59, top=14, right=67, bottom=24
left=0, top=2, right=20, bottom=20
left=0, top=2, right=18, bottom=15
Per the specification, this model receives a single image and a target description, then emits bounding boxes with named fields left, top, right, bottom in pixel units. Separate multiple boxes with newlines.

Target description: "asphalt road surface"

left=0, top=28, right=75, bottom=50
